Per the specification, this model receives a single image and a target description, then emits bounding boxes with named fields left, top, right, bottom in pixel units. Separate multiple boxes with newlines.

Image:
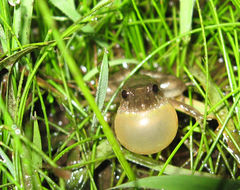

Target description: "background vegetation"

left=1, top=0, right=240, bottom=189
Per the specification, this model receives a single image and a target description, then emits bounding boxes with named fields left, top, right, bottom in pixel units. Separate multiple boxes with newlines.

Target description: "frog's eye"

left=152, top=84, right=159, bottom=93
left=121, top=90, right=128, bottom=99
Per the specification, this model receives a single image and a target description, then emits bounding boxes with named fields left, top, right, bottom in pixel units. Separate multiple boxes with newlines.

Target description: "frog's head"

left=118, top=75, right=164, bottom=113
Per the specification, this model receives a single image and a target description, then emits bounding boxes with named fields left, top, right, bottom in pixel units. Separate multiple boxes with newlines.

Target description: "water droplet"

left=218, top=57, right=224, bottom=63
left=232, top=129, right=238, bottom=133
left=90, top=80, right=95, bottom=85
left=153, top=63, right=159, bottom=68
left=80, top=65, right=87, bottom=73
left=110, top=104, right=116, bottom=110
left=122, top=62, right=128, bottom=69
left=58, top=121, right=63, bottom=126
left=15, top=128, right=21, bottom=135
left=104, top=115, right=109, bottom=122
left=97, top=48, right=102, bottom=55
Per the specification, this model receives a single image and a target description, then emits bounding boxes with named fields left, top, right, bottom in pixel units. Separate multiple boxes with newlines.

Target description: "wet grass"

left=0, top=0, right=240, bottom=189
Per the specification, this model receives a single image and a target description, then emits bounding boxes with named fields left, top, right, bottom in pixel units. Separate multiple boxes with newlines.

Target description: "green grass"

left=0, top=0, right=240, bottom=189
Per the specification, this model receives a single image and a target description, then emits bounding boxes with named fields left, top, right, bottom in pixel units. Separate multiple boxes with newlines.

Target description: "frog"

left=107, top=69, right=204, bottom=155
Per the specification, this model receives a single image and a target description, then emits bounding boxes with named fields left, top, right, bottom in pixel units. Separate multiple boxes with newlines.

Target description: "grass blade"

left=111, top=175, right=240, bottom=190
left=180, top=0, right=195, bottom=42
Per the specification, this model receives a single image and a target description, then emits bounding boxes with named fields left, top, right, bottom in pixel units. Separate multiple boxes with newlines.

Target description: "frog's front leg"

left=168, top=98, right=204, bottom=128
